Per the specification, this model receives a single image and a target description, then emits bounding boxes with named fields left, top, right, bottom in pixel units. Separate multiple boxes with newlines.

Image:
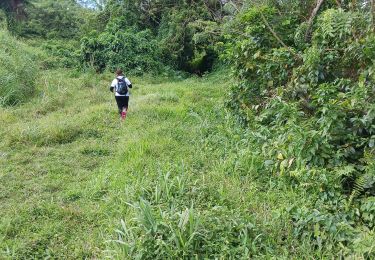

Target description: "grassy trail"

left=1, top=71, right=306, bottom=259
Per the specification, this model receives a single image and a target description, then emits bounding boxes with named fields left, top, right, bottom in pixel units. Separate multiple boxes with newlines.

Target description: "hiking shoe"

left=121, top=110, right=127, bottom=120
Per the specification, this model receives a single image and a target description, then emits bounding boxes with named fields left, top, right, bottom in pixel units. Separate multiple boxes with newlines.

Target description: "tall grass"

left=1, top=68, right=373, bottom=258
left=0, top=30, right=38, bottom=106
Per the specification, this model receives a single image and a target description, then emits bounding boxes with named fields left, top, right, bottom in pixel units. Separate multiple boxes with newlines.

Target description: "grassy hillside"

left=1, top=1, right=374, bottom=258
left=1, top=69, right=373, bottom=258
left=0, top=30, right=39, bottom=106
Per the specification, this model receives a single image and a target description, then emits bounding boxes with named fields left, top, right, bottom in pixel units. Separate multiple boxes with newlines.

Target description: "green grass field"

left=0, top=70, right=355, bottom=259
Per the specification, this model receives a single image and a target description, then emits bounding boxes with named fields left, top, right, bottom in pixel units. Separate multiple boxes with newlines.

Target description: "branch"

left=304, top=0, right=325, bottom=42
left=260, top=13, right=289, bottom=49
left=260, top=13, right=301, bottom=60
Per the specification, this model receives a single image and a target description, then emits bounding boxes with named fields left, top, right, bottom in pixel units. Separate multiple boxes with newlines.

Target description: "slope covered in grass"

left=0, top=30, right=39, bottom=106
left=0, top=69, right=373, bottom=259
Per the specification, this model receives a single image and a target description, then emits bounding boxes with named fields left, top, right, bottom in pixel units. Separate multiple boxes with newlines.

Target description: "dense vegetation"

left=222, top=2, right=375, bottom=255
left=78, top=0, right=227, bottom=73
left=1, top=0, right=374, bottom=258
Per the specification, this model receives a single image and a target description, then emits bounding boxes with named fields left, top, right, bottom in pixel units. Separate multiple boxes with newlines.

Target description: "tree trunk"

left=10, top=0, right=22, bottom=10
left=10, top=0, right=26, bottom=19
left=304, top=0, right=325, bottom=42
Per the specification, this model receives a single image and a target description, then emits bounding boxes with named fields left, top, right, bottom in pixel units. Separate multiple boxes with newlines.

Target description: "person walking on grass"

left=110, top=69, right=132, bottom=120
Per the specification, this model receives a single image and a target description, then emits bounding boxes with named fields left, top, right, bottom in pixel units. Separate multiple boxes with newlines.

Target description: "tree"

left=12, top=0, right=94, bottom=39
left=77, top=0, right=108, bottom=10
left=0, top=0, right=28, bottom=20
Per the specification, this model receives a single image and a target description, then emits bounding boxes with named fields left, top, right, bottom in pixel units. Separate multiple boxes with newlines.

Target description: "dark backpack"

left=116, top=77, right=128, bottom=95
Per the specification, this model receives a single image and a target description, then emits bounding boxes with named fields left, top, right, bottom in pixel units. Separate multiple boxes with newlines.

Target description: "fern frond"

left=335, top=165, right=356, bottom=177
left=348, top=175, right=366, bottom=207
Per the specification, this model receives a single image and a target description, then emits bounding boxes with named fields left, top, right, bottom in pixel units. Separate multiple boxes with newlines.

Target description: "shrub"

left=157, top=9, right=220, bottom=74
left=224, top=6, right=375, bottom=185
left=0, top=10, right=6, bottom=29
left=223, top=5, right=375, bottom=254
left=80, top=28, right=162, bottom=74
left=40, top=40, right=80, bottom=69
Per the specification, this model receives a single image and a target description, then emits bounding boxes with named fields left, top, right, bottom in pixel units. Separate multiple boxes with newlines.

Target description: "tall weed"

left=0, top=30, right=38, bottom=106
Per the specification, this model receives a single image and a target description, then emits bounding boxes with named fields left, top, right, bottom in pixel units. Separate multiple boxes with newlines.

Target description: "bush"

left=40, top=40, right=80, bottom=69
left=0, top=30, right=38, bottom=106
left=223, top=5, right=375, bottom=255
left=80, top=28, right=162, bottom=74
left=0, top=10, right=6, bottom=29
left=157, top=9, right=220, bottom=74
left=224, top=6, right=375, bottom=185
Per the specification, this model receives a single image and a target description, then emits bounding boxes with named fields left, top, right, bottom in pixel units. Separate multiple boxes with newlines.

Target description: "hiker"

left=110, top=69, right=132, bottom=119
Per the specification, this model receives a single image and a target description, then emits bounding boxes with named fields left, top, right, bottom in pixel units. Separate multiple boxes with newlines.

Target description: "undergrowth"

left=222, top=7, right=375, bottom=256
